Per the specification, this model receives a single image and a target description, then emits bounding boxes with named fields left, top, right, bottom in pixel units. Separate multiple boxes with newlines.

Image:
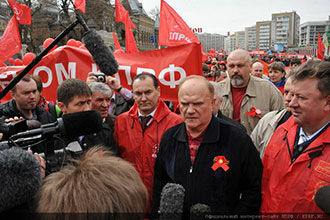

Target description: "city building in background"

left=256, top=21, right=272, bottom=50
left=245, top=25, right=257, bottom=51
left=299, top=16, right=330, bottom=46
left=271, top=11, right=300, bottom=49
left=235, top=31, right=246, bottom=50
left=224, top=33, right=236, bottom=53
left=196, top=33, right=225, bottom=52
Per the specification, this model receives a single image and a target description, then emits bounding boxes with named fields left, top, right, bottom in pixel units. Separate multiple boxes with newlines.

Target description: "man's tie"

left=140, top=115, right=152, bottom=131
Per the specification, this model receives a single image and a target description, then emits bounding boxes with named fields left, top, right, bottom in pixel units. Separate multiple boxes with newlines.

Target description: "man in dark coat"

left=152, top=76, right=262, bottom=218
left=0, top=74, right=55, bottom=140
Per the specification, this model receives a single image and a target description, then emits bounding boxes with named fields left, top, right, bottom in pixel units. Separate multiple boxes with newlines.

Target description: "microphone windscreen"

left=159, top=183, right=185, bottom=220
left=314, top=185, right=330, bottom=215
left=61, top=110, right=103, bottom=137
left=82, top=30, right=119, bottom=76
left=190, top=203, right=211, bottom=220
left=0, top=147, right=42, bottom=212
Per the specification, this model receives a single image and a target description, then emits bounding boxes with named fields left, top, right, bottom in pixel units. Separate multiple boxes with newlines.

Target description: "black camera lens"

left=94, top=74, right=106, bottom=83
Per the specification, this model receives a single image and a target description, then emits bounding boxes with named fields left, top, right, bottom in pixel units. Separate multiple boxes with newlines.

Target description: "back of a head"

left=36, top=146, right=147, bottom=217
left=57, top=79, right=92, bottom=106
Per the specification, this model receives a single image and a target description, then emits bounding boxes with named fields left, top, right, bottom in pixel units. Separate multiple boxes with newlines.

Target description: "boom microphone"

left=0, top=147, right=42, bottom=212
left=10, top=110, right=102, bottom=140
left=82, top=29, right=119, bottom=76
left=314, top=185, right=330, bottom=215
left=190, top=203, right=211, bottom=220
left=159, top=183, right=185, bottom=220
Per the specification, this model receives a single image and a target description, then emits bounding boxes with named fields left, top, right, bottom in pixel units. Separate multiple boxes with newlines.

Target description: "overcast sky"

left=139, top=0, right=330, bottom=35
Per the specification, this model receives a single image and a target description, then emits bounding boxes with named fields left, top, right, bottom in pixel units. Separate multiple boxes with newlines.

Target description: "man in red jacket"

left=114, top=73, right=182, bottom=213
left=261, top=60, right=330, bottom=214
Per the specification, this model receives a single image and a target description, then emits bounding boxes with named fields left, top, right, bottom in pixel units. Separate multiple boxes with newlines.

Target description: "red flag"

left=317, top=33, right=325, bottom=60
left=0, top=16, right=22, bottom=64
left=7, top=0, right=31, bottom=25
left=74, top=0, right=85, bottom=13
left=115, top=0, right=135, bottom=29
left=159, top=0, right=201, bottom=47
left=125, top=13, right=138, bottom=54
left=112, top=32, right=122, bottom=50
left=258, top=58, right=269, bottom=76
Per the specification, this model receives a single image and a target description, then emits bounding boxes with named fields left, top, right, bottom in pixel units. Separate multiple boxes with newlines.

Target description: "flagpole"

left=0, top=19, right=80, bottom=100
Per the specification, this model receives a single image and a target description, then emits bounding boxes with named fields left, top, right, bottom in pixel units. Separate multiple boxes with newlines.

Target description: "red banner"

left=0, top=43, right=202, bottom=103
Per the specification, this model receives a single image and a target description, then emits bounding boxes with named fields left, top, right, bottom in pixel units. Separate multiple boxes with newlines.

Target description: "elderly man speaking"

left=152, top=75, right=262, bottom=218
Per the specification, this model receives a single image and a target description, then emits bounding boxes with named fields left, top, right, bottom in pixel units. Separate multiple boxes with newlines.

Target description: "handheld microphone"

left=314, top=185, right=330, bottom=215
left=0, top=147, right=42, bottom=212
left=10, top=110, right=102, bottom=140
left=82, top=29, right=119, bottom=76
left=159, top=183, right=185, bottom=220
left=190, top=203, right=211, bottom=220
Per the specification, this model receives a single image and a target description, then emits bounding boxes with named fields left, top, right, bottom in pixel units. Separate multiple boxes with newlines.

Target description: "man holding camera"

left=86, top=72, right=134, bottom=116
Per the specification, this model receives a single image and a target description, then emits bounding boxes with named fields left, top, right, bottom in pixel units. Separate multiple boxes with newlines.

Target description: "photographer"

left=86, top=72, right=134, bottom=116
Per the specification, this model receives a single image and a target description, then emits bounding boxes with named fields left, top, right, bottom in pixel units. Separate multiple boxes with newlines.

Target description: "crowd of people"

left=0, top=48, right=329, bottom=219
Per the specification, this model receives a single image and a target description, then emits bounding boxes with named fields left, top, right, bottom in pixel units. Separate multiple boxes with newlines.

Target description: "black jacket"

left=216, top=110, right=247, bottom=133
left=0, top=100, right=56, bottom=124
left=152, top=116, right=262, bottom=218
left=80, top=114, right=118, bottom=155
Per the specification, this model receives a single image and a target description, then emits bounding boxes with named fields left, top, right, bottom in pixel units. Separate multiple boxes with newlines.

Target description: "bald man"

left=219, top=49, right=284, bottom=134
left=152, top=75, right=262, bottom=218
left=251, top=62, right=269, bottom=80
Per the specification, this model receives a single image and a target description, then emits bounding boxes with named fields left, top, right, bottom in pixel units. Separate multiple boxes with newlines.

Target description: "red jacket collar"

left=281, top=116, right=330, bottom=145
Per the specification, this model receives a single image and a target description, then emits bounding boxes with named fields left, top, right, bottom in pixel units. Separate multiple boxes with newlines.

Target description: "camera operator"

left=86, top=72, right=134, bottom=116
left=57, top=78, right=116, bottom=153
left=0, top=75, right=56, bottom=139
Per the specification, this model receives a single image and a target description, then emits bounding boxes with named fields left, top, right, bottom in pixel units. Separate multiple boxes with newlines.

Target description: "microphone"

left=314, top=185, right=330, bottom=215
left=0, top=147, right=42, bottom=212
left=159, top=183, right=185, bottom=220
left=10, top=110, right=102, bottom=140
left=190, top=203, right=211, bottom=220
left=82, top=29, right=119, bottom=76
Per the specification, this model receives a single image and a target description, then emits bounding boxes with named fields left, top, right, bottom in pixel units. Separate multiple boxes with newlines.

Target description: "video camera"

left=0, top=110, right=103, bottom=173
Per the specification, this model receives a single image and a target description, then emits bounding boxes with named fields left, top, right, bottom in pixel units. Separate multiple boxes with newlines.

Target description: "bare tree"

left=148, top=6, right=159, bottom=20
